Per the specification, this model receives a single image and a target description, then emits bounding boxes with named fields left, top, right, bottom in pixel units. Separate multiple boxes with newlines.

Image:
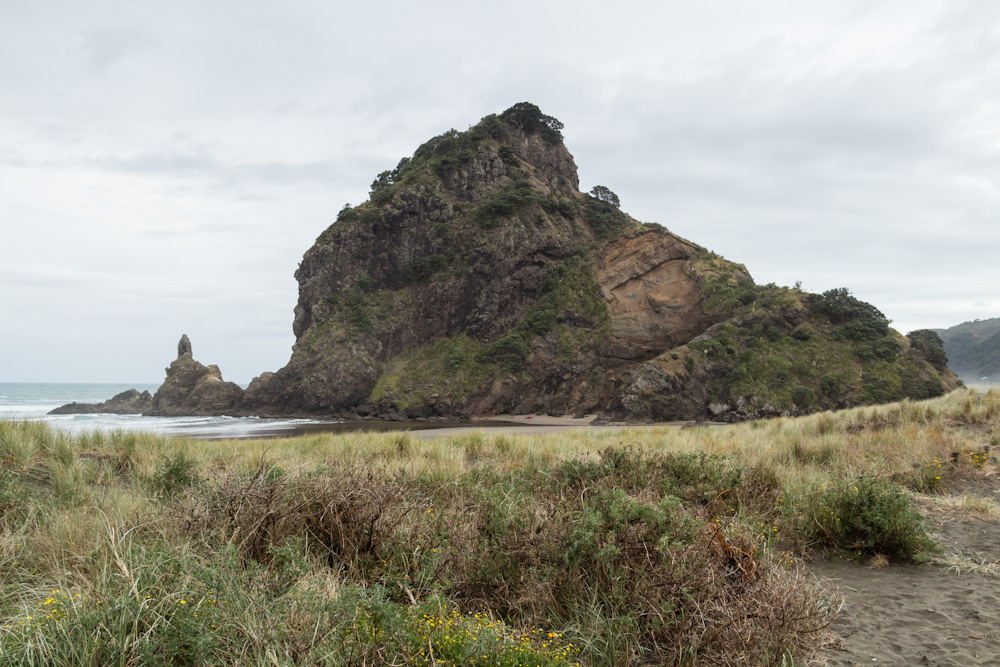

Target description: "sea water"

left=0, top=382, right=339, bottom=439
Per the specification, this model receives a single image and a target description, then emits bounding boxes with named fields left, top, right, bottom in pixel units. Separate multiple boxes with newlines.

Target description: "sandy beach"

left=811, top=470, right=1000, bottom=666
left=407, top=414, right=695, bottom=438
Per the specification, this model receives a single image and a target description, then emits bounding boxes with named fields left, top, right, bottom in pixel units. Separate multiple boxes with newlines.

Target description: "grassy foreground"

left=1, top=389, right=998, bottom=666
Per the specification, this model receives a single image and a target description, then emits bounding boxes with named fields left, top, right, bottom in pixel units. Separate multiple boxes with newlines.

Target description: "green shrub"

left=523, top=307, right=556, bottom=336
left=792, top=386, right=815, bottom=409
left=409, top=128, right=480, bottom=177
left=859, top=372, right=902, bottom=404
left=497, top=145, right=518, bottom=166
left=582, top=197, right=629, bottom=239
left=500, top=102, right=564, bottom=144
left=820, top=374, right=842, bottom=396
left=653, top=452, right=743, bottom=504
left=793, top=478, right=936, bottom=561
left=854, top=336, right=902, bottom=362
left=477, top=334, right=530, bottom=373
left=147, top=451, right=199, bottom=499
left=336, top=204, right=358, bottom=223
left=473, top=180, right=540, bottom=227
left=918, top=376, right=945, bottom=399
left=907, top=329, right=948, bottom=367
left=404, top=254, right=449, bottom=281
left=555, top=198, right=576, bottom=219
left=701, top=273, right=760, bottom=314
left=468, top=113, right=507, bottom=141
left=808, top=287, right=889, bottom=328
left=792, top=324, right=814, bottom=341
left=344, top=293, right=373, bottom=333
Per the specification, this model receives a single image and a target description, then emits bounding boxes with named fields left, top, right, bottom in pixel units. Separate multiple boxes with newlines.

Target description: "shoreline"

left=23, top=409, right=707, bottom=441
left=406, top=413, right=699, bottom=439
left=189, top=413, right=704, bottom=440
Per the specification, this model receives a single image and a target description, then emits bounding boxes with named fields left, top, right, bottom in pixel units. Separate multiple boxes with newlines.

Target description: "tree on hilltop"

left=589, top=185, right=620, bottom=208
left=501, top=102, right=564, bottom=144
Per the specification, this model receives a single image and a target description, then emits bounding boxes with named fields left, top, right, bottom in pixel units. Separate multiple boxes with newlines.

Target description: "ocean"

left=0, top=382, right=342, bottom=439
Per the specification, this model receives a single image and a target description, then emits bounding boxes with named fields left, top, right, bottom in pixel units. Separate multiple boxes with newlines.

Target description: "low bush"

left=404, top=253, right=449, bottom=281
left=473, top=180, right=540, bottom=227
left=0, top=539, right=580, bottom=667
left=477, top=334, right=531, bottom=373
left=792, top=478, right=937, bottom=561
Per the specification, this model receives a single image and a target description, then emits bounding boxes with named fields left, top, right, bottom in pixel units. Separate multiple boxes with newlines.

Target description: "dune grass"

left=0, top=388, right=997, bottom=665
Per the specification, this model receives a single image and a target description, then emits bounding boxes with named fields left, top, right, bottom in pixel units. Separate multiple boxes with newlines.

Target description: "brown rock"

left=148, top=337, right=244, bottom=416
left=177, top=334, right=192, bottom=358
left=48, top=389, right=153, bottom=415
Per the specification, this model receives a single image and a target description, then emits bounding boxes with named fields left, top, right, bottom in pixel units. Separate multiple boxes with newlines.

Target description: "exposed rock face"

left=147, top=336, right=245, bottom=416
left=596, top=232, right=743, bottom=361
left=48, top=389, right=153, bottom=415
left=240, top=103, right=958, bottom=422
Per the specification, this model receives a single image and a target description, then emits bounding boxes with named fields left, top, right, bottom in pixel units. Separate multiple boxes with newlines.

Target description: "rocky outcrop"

left=48, top=389, right=153, bottom=415
left=614, top=295, right=962, bottom=422
left=241, top=102, right=958, bottom=422
left=178, top=334, right=192, bottom=357
left=596, top=231, right=746, bottom=361
left=147, top=336, right=245, bottom=416
left=49, top=336, right=246, bottom=417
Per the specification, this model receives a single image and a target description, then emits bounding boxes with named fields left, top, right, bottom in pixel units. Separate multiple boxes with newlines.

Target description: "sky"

left=2, top=0, right=998, bottom=384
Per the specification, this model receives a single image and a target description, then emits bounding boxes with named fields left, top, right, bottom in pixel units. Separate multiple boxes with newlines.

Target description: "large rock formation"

left=147, top=335, right=245, bottom=416
left=242, top=103, right=959, bottom=421
left=56, top=104, right=959, bottom=422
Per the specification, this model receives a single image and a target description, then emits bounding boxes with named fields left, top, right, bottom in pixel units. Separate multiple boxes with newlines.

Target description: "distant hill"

left=934, top=318, right=1000, bottom=384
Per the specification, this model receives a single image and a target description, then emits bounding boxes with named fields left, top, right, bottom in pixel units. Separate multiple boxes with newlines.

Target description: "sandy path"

left=811, top=473, right=1000, bottom=666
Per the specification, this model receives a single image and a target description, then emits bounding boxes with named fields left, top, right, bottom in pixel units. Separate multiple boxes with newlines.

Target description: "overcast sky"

left=2, top=0, right=998, bottom=384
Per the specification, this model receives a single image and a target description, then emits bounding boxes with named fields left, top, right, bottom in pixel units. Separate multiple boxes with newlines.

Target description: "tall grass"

left=0, top=388, right=996, bottom=665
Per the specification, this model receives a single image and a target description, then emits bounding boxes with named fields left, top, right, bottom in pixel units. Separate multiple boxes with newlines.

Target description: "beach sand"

left=407, top=414, right=693, bottom=438
left=811, top=471, right=1000, bottom=666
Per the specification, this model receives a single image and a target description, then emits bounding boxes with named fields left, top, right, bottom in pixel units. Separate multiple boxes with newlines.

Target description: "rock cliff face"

left=244, top=103, right=959, bottom=421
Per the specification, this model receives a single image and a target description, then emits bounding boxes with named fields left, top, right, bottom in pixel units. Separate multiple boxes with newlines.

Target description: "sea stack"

left=146, top=335, right=244, bottom=416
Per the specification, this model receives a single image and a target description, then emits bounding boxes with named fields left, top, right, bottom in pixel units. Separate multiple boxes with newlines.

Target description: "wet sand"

left=408, top=414, right=693, bottom=438
left=225, top=414, right=697, bottom=440
left=811, top=471, right=1000, bottom=666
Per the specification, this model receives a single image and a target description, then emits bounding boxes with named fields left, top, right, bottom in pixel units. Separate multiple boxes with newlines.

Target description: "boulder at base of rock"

left=147, top=336, right=244, bottom=416
left=48, top=389, right=153, bottom=415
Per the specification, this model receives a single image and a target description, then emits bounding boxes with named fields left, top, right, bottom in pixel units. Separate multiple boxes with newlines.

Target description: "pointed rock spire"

left=177, top=334, right=192, bottom=358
